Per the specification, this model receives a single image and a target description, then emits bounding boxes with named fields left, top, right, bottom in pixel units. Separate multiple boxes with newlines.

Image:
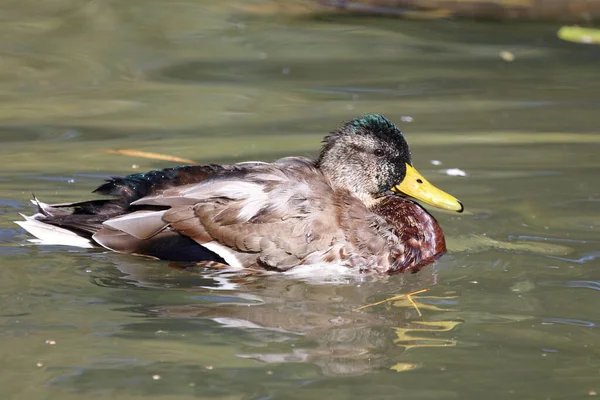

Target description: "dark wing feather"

left=29, top=165, right=232, bottom=236
left=93, top=227, right=226, bottom=263
left=93, top=164, right=229, bottom=204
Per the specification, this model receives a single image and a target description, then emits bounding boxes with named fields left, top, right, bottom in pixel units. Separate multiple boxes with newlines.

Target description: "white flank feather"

left=201, top=241, right=244, bottom=269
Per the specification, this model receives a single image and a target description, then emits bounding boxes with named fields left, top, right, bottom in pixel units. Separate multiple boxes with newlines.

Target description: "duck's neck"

left=318, top=163, right=379, bottom=208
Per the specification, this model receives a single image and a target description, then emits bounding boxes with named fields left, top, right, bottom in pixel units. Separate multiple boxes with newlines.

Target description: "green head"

left=317, top=114, right=463, bottom=212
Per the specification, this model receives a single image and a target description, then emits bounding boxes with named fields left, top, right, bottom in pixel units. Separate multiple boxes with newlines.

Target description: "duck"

left=16, top=114, right=463, bottom=274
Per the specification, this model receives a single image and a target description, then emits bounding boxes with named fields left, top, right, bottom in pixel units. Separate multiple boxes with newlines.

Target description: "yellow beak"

left=391, top=164, right=464, bottom=213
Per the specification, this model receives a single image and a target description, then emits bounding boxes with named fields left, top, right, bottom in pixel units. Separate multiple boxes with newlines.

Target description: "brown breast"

left=371, top=195, right=446, bottom=274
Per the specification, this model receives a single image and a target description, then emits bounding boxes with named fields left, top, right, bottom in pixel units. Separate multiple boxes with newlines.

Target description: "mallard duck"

left=16, top=114, right=463, bottom=274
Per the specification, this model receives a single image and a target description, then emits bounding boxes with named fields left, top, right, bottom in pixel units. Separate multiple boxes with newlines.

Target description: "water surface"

left=1, top=1, right=600, bottom=399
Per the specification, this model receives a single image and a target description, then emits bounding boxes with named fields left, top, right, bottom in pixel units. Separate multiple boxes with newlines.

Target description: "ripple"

left=0, top=199, right=24, bottom=209
left=541, top=280, right=600, bottom=291
left=543, top=318, right=596, bottom=327
left=547, top=251, right=600, bottom=264
left=509, top=235, right=594, bottom=244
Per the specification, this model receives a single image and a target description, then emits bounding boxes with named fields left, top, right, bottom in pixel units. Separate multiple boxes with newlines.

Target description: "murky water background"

left=1, top=1, right=600, bottom=399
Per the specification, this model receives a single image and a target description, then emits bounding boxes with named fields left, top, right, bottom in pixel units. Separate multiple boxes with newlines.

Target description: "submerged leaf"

left=390, top=362, right=419, bottom=372
left=447, top=234, right=573, bottom=256
left=394, top=320, right=462, bottom=350
left=558, top=26, right=600, bottom=45
left=103, top=149, right=198, bottom=165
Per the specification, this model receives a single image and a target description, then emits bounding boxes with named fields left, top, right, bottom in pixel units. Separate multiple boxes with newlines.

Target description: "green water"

left=1, top=1, right=600, bottom=399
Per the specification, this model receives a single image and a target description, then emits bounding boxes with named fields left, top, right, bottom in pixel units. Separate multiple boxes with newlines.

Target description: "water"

left=1, top=0, right=600, bottom=398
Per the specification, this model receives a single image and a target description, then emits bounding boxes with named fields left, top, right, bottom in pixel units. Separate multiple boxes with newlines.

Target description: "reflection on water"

left=1, top=0, right=600, bottom=399
left=54, top=255, right=459, bottom=380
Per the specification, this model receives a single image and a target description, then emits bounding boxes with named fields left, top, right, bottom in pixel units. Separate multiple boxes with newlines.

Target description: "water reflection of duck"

left=17, top=114, right=463, bottom=274
left=102, top=257, right=444, bottom=377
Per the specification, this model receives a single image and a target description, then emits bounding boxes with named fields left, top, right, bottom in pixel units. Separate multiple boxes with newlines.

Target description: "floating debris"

left=499, top=51, right=515, bottom=62
left=510, top=280, right=536, bottom=293
left=443, top=168, right=467, bottom=177
left=45, top=339, right=56, bottom=345
left=353, top=288, right=429, bottom=314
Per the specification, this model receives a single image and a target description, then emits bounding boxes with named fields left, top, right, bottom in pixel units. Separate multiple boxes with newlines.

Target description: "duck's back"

left=24, top=158, right=355, bottom=270
left=130, top=160, right=346, bottom=270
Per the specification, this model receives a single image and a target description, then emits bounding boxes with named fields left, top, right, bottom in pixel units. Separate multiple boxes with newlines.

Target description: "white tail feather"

left=30, top=198, right=48, bottom=207
left=14, top=213, right=94, bottom=248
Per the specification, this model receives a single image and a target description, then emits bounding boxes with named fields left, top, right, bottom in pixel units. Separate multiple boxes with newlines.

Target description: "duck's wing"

left=97, top=163, right=345, bottom=270
left=93, top=164, right=249, bottom=208
left=32, top=164, right=243, bottom=224
left=17, top=164, right=241, bottom=241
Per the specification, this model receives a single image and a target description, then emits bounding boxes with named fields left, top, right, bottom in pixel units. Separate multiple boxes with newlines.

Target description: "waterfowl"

left=16, top=114, right=463, bottom=274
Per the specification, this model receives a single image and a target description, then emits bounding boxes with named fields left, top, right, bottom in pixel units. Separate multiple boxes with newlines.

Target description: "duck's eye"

left=374, top=149, right=385, bottom=157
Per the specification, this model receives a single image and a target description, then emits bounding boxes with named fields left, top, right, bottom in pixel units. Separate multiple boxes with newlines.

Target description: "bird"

left=16, top=114, right=463, bottom=274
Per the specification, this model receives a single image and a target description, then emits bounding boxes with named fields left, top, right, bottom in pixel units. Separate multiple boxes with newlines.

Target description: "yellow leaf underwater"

left=390, top=362, right=420, bottom=372
left=103, top=149, right=198, bottom=165
left=558, top=26, right=600, bottom=44
left=394, top=320, right=462, bottom=350
left=447, top=234, right=573, bottom=256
